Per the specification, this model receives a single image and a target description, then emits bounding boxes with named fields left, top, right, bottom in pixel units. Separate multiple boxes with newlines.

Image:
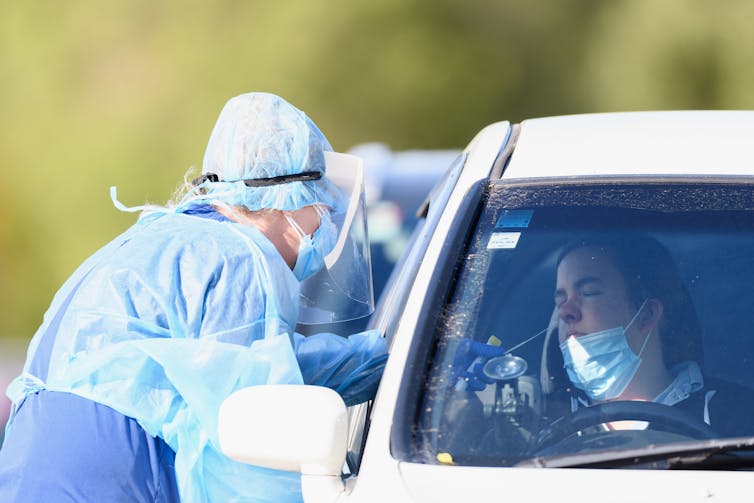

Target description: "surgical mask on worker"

left=286, top=206, right=337, bottom=281
left=560, top=299, right=652, bottom=401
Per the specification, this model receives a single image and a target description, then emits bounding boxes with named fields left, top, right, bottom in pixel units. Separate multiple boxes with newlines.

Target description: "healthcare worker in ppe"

left=552, top=233, right=754, bottom=436
left=0, top=92, right=388, bottom=503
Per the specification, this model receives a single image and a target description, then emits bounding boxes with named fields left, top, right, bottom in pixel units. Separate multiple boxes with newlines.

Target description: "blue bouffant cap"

left=192, top=92, right=346, bottom=213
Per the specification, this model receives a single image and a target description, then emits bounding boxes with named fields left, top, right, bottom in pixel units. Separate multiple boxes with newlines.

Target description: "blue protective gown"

left=0, top=205, right=387, bottom=502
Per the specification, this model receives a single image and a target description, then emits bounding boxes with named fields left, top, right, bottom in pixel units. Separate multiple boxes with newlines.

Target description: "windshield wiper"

left=517, top=437, right=754, bottom=469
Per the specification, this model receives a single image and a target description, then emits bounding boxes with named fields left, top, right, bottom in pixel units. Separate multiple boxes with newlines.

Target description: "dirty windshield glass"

left=416, top=182, right=754, bottom=468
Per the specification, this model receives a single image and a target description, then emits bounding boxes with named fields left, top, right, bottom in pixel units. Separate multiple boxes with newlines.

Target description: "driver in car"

left=554, top=233, right=754, bottom=436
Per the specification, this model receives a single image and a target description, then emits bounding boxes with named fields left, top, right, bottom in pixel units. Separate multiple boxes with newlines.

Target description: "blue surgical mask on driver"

left=285, top=206, right=337, bottom=281
left=559, top=299, right=653, bottom=401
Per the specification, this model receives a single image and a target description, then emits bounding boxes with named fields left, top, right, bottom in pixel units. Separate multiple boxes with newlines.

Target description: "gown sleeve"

left=292, top=330, right=388, bottom=406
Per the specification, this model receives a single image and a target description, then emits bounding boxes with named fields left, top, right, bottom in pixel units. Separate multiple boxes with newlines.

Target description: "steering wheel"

left=537, top=400, right=716, bottom=451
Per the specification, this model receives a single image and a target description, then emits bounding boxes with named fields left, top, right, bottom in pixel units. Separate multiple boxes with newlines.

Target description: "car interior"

left=416, top=182, right=754, bottom=466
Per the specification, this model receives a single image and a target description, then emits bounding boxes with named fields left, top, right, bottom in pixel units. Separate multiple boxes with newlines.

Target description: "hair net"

left=189, top=92, right=348, bottom=214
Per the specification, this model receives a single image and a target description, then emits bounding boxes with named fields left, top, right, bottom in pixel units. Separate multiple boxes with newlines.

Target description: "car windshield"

left=415, top=181, right=754, bottom=468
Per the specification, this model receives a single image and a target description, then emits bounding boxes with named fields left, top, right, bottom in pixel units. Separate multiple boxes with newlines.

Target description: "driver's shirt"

left=654, top=361, right=705, bottom=407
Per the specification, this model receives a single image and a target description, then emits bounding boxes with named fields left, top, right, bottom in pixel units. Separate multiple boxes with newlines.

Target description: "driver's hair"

left=556, top=233, right=704, bottom=371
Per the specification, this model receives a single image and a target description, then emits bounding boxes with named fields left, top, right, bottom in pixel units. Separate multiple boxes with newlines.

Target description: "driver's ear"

left=639, top=298, right=663, bottom=333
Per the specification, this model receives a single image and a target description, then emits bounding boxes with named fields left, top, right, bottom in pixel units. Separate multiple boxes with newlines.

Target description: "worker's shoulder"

left=127, top=212, right=262, bottom=258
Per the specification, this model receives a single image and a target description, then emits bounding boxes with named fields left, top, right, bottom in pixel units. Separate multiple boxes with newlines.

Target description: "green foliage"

left=1, top=0, right=753, bottom=341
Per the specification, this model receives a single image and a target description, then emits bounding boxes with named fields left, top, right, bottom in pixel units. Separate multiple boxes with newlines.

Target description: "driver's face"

left=555, top=246, right=637, bottom=344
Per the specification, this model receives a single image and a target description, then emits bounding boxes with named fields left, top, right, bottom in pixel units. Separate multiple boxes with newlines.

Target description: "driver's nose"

left=558, top=296, right=581, bottom=325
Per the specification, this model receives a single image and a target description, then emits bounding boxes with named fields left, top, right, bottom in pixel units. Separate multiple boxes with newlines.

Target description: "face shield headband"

left=191, top=171, right=322, bottom=188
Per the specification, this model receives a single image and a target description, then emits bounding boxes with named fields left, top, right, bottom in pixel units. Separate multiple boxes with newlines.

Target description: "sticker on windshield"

left=488, top=232, right=521, bottom=249
left=496, top=209, right=534, bottom=229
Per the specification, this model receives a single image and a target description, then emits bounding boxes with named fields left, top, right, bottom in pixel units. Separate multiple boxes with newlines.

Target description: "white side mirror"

left=218, top=384, right=348, bottom=477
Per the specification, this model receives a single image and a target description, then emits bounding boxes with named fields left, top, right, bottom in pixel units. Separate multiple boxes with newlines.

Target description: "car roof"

left=502, top=110, right=754, bottom=179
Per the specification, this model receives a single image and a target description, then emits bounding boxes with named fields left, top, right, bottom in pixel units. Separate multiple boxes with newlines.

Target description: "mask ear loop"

left=312, top=204, right=327, bottom=220
left=283, top=212, right=307, bottom=240
left=636, top=326, right=654, bottom=358
left=626, top=299, right=654, bottom=358
left=285, top=205, right=325, bottom=240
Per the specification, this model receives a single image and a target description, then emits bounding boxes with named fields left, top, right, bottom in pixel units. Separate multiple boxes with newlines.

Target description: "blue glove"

left=451, top=338, right=505, bottom=391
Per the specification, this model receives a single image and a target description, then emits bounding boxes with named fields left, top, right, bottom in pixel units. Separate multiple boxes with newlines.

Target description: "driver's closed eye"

left=554, top=292, right=566, bottom=306
left=580, top=289, right=602, bottom=297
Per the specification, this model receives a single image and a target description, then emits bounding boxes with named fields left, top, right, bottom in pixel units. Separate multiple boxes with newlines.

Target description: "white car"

left=220, top=111, right=754, bottom=502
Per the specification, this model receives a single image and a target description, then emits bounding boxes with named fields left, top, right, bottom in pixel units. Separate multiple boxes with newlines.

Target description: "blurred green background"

left=2, top=0, right=754, bottom=351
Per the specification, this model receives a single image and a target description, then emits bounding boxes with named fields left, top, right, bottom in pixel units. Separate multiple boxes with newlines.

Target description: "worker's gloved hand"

left=451, top=339, right=505, bottom=391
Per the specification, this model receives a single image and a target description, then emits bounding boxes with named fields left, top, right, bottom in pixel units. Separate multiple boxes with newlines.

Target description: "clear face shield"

left=297, top=152, right=374, bottom=324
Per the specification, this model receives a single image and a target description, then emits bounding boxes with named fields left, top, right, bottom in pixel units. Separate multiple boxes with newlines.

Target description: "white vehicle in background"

left=221, top=112, right=754, bottom=502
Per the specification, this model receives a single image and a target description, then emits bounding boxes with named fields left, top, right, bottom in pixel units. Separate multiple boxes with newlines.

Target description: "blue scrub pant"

left=0, top=390, right=180, bottom=502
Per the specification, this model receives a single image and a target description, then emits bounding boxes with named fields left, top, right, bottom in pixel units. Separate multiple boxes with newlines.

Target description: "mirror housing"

left=218, top=384, right=349, bottom=477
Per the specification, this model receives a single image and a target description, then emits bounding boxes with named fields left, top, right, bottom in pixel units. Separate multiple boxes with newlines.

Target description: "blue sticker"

left=496, top=209, right=534, bottom=229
